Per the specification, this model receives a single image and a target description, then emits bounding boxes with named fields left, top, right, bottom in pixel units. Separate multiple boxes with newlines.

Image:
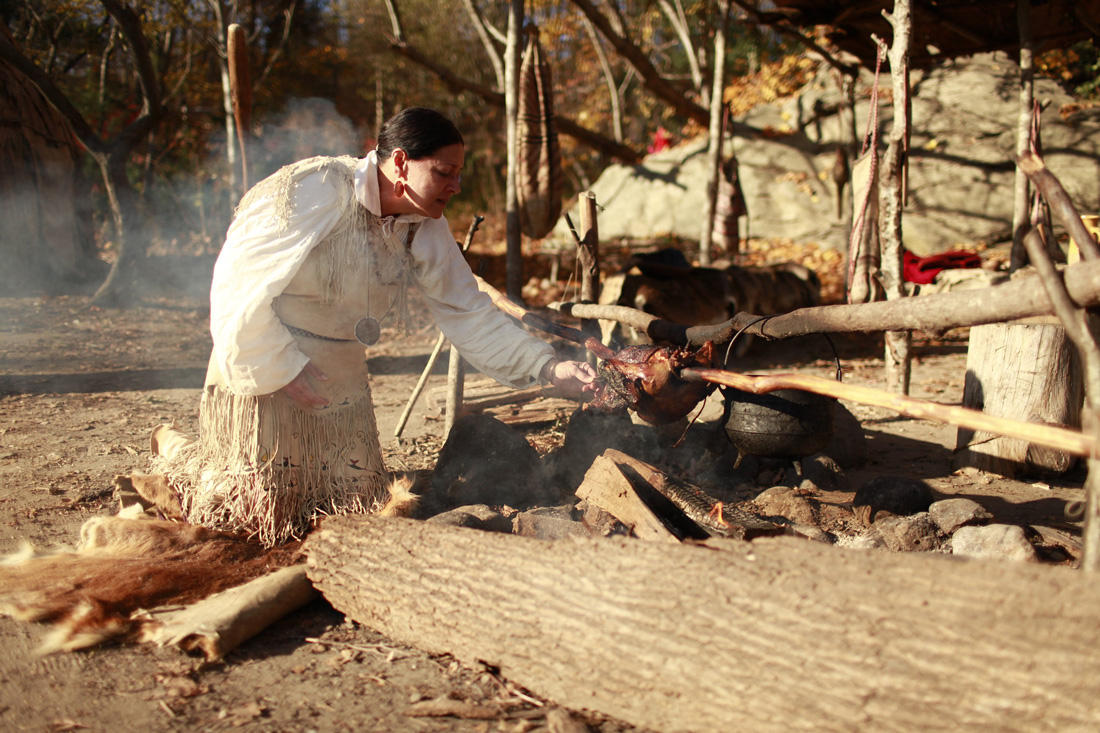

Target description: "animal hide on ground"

left=0, top=473, right=419, bottom=655
left=516, top=26, right=562, bottom=240
left=0, top=506, right=302, bottom=654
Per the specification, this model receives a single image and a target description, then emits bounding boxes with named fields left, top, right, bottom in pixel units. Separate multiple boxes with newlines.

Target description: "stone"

left=835, top=530, right=887, bottom=551
left=799, top=453, right=849, bottom=493
left=547, top=408, right=662, bottom=492
left=874, top=513, right=944, bottom=553
left=852, top=476, right=934, bottom=526
left=951, top=524, right=1039, bottom=563
left=751, top=486, right=820, bottom=527
left=431, top=414, right=546, bottom=509
left=426, top=504, right=514, bottom=533
left=513, top=506, right=590, bottom=541
left=560, top=53, right=1100, bottom=256
left=820, top=403, right=868, bottom=469
left=928, top=497, right=993, bottom=535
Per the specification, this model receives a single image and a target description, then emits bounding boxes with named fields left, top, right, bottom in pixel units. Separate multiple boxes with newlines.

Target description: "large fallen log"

left=305, top=516, right=1100, bottom=733
left=552, top=258, right=1100, bottom=347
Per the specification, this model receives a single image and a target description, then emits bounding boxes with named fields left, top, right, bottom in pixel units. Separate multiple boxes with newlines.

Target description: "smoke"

left=250, top=97, right=364, bottom=181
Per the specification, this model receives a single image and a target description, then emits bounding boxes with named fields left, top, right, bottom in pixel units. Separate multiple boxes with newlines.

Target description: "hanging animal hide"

left=516, top=26, right=562, bottom=240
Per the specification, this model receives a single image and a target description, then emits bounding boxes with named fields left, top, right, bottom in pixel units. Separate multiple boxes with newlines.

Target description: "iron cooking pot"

left=722, top=387, right=835, bottom=459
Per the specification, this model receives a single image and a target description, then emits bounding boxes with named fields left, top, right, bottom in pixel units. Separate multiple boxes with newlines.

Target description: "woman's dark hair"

left=376, top=107, right=464, bottom=161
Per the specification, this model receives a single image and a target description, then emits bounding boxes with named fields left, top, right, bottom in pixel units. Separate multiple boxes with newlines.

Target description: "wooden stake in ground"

left=305, top=516, right=1100, bottom=733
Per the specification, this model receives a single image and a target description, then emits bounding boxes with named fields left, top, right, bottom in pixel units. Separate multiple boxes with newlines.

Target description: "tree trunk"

left=305, top=516, right=1100, bottom=733
left=879, top=1, right=913, bottom=394
left=1009, top=0, right=1035, bottom=272
left=504, top=0, right=524, bottom=301
left=698, top=0, right=729, bottom=267
left=954, top=321, right=1083, bottom=477
left=91, top=150, right=145, bottom=306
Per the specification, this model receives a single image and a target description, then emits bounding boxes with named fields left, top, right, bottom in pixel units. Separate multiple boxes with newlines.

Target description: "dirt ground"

left=0, top=254, right=1086, bottom=732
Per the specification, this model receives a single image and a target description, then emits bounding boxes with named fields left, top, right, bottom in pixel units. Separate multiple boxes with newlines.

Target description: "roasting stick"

left=681, top=367, right=1096, bottom=457
left=475, top=275, right=615, bottom=361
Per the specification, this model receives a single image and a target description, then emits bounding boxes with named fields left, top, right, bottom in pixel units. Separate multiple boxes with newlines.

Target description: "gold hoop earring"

left=394, top=181, right=406, bottom=198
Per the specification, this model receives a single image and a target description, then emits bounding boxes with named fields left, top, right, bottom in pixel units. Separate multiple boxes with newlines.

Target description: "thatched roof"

left=770, top=0, right=1100, bottom=69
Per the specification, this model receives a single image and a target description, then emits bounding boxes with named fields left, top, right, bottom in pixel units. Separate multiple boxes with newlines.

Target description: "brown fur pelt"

left=0, top=509, right=302, bottom=654
left=598, top=256, right=821, bottom=357
left=0, top=473, right=421, bottom=654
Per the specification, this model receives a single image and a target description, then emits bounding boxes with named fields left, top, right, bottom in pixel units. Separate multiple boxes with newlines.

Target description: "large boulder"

left=560, top=53, right=1100, bottom=255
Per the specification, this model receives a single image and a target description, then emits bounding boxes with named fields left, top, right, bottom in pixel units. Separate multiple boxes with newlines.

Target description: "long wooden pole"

left=550, top=258, right=1100, bottom=347
left=681, top=367, right=1096, bottom=457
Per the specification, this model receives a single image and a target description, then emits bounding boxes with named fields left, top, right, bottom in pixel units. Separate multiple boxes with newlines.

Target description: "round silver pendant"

left=355, top=317, right=382, bottom=346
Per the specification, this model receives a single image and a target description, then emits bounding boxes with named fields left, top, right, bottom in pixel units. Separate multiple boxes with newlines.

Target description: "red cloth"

left=902, top=250, right=982, bottom=284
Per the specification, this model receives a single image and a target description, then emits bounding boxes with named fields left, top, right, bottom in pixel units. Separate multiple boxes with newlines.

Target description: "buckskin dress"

left=155, top=151, right=555, bottom=545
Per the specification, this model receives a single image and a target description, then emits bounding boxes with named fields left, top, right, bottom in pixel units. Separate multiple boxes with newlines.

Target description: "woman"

left=156, top=107, right=596, bottom=545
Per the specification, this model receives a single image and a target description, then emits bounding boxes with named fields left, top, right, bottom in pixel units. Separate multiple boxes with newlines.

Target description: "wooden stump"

left=305, top=516, right=1100, bottom=733
left=954, top=321, right=1083, bottom=477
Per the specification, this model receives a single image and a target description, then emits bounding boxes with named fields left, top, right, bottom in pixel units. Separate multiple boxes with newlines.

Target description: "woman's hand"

left=542, top=359, right=599, bottom=401
left=280, top=361, right=331, bottom=409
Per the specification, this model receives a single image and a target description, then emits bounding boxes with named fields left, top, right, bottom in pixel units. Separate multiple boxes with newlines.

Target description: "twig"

left=393, top=332, right=448, bottom=438
left=303, top=636, right=410, bottom=659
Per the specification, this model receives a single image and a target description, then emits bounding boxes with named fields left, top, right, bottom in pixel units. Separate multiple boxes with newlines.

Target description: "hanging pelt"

left=516, top=25, right=563, bottom=240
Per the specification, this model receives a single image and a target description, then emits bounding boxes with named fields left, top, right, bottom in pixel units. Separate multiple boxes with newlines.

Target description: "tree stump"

left=954, top=320, right=1083, bottom=477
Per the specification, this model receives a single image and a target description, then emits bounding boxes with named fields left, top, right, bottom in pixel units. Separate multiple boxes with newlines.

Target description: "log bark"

left=575, top=453, right=684, bottom=543
left=305, top=516, right=1100, bottom=733
left=954, top=322, right=1083, bottom=476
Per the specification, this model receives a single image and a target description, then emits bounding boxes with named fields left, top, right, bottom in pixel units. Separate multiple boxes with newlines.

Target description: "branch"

left=388, top=39, right=643, bottom=162
left=382, top=0, right=404, bottom=42
left=1022, top=228, right=1100, bottom=402
left=461, top=0, right=504, bottom=91
left=568, top=0, right=709, bottom=125
left=0, top=28, right=105, bottom=154
left=657, top=0, right=703, bottom=94
left=550, top=259, right=1100, bottom=346
left=101, top=0, right=163, bottom=114
left=682, top=369, right=1096, bottom=457
left=1017, top=150, right=1100, bottom=261
left=729, top=0, right=859, bottom=78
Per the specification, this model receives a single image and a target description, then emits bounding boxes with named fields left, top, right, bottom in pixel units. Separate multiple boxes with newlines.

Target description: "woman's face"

left=397, top=143, right=465, bottom=219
